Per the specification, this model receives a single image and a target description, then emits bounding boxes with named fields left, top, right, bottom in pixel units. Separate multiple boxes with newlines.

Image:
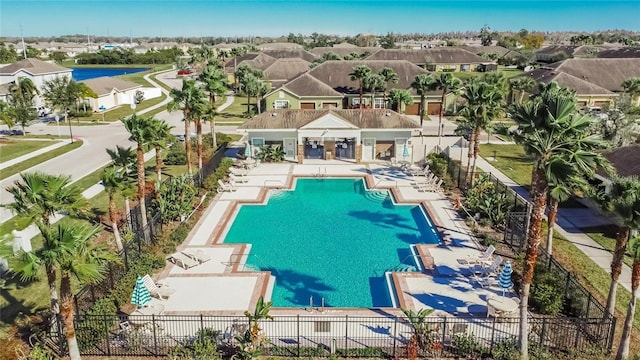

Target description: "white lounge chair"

left=471, top=255, right=503, bottom=277
left=407, top=164, right=430, bottom=176
left=217, top=179, right=237, bottom=193
left=230, top=168, right=248, bottom=176
left=229, top=174, right=249, bottom=184
left=464, top=245, right=495, bottom=265
left=182, top=249, right=211, bottom=264
left=417, top=179, right=443, bottom=192
left=141, top=274, right=176, bottom=300
left=168, top=252, right=200, bottom=269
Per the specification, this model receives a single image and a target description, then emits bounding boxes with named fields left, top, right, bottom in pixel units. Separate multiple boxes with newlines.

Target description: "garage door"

left=404, top=103, right=420, bottom=115
left=427, top=102, right=442, bottom=115
left=301, top=102, right=316, bottom=109
left=322, top=102, right=338, bottom=108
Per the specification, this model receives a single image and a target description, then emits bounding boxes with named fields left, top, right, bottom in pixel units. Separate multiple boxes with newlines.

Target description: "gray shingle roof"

left=0, top=58, right=71, bottom=75
left=263, top=58, right=310, bottom=82
left=603, top=145, right=640, bottom=177
left=261, top=49, right=317, bottom=62
left=80, top=76, right=141, bottom=96
left=520, top=70, right=613, bottom=95
left=364, top=48, right=488, bottom=65
left=544, top=58, right=640, bottom=91
left=239, top=109, right=419, bottom=130
left=307, top=60, right=434, bottom=95
left=258, top=42, right=304, bottom=50
left=598, top=47, right=640, bottom=59
left=278, top=73, right=343, bottom=97
left=310, top=47, right=381, bottom=58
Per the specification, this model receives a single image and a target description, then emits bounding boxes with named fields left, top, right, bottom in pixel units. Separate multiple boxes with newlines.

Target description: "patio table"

left=487, top=295, right=519, bottom=315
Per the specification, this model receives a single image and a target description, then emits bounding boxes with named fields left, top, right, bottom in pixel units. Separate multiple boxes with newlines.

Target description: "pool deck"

left=151, top=161, right=511, bottom=318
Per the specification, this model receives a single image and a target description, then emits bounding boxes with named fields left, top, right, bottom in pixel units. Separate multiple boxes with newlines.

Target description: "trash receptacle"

left=325, top=151, right=332, bottom=160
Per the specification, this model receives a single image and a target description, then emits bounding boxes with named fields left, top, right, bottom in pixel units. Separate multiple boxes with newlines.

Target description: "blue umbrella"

left=244, top=143, right=251, bottom=158
left=498, top=261, right=513, bottom=296
left=402, top=143, right=409, bottom=158
left=131, top=276, right=152, bottom=308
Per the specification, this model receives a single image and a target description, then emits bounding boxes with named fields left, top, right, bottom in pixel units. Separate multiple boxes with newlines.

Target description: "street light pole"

left=65, top=111, right=73, bottom=144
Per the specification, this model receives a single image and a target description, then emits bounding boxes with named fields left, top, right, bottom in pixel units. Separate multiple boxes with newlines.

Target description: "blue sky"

left=2, top=1, right=639, bottom=37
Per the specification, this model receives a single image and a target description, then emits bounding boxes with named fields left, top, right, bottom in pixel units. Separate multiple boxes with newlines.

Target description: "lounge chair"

left=168, top=252, right=200, bottom=269
left=230, top=168, right=248, bottom=176
left=463, top=245, right=495, bottom=265
left=141, top=274, right=176, bottom=300
left=471, top=255, right=503, bottom=277
left=217, top=179, right=237, bottom=193
left=182, top=249, right=211, bottom=264
left=229, top=173, right=249, bottom=184
left=417, top=179, right=443, bottom=192
left=407, top=164, right=430, bottom=177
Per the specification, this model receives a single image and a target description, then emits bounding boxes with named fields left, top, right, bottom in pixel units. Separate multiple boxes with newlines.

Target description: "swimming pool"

left=223, top=178, right=440, bottom=308
left=71, top=67, right=149, bottom=81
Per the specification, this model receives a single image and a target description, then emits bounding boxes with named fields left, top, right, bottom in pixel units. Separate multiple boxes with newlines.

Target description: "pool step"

left=385, top=272, right=400, bottom=308
left=268, top=189, right=293, bottom=201
left=362, top=190, right=389, bottom=203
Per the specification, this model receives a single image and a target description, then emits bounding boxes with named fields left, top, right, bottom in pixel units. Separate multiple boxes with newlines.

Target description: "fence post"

left=608, top=316, right=616, bottom=352
left=392, top=317, right=398, bottom=358
left=152, top=315, right=159, bottom=355
left=104, top=314, right=112, bottom=357
left=297, top=315, right=300, bottom=357
left=441, top=317, right=447, bottom=351
left=489, top=316, right=497, bottom=353
left=345, top=315, right=349, bottom=353
left=200, top=314, right=204, bottom=334
left=585, top=295, right=592, bottom=318
left=539, top=317, right=547, bottom=348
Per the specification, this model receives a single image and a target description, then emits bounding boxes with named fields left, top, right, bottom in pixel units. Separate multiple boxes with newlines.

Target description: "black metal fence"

left=50, top=314, right=614, bottom=358
left=191, top=144, right=228, bottom=187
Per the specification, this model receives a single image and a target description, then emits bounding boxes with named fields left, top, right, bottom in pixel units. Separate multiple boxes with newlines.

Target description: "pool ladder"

left=225, top=253, right=279, bottom=275
left=314, top=167, right=327, bottom=178
left=307, top=296, right=326, bottom=312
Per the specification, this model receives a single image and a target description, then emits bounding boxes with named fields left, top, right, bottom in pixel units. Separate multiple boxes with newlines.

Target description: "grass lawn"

left=0, top=141, right=83, bottom=181
left=477, top=143, right=533, bottom=186
left=0, top=139, right=58, bottom=162
left=583, top=227, right=634, bottom=268
left=218, top=96, right=254, bottom=124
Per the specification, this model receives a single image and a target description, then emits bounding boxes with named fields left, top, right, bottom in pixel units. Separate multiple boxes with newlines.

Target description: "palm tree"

left=255, top=80, right=269, bottom=114
left=121, top=114, right=152, bottom=229
left=230, top=47, right=247, bottom=90
left=378, top=67, right=399, bottom=105
left=101, top=167, right=125, bottom=251
left=8, top=77, right=39, bottom=134
left=202, top=103, right=220, bottom=148
left=363, top=73, right=385, bottom=108
left=147, top=119, right=173, bottom=181
left=13, top=222, right=116, bottom=360
left=596, top=176, right=640, bottom=317
left=459, top=79, right=503, bottom=183
left=510, top=76, right=537, bottom=104
left=4, top=172, right=88, bottom=314
left=617, top=235, right=640, bottom=360
left=433, top=73, right=463, bottom=139
left=349, top=65, right=372, bottom=109
left=511, top=83, right=608, bottom=358
left=168, top=79, right=207, bottom=174
left=388, top=89, right=414, bottom=113
left=0, top=100, right=16, bottom=129
left=199, top=64, right=228, bottom=105
left=106, top=145, right=136, bottom=223
left=240, top=73, right=262, bottom=115
left=621, top=77, right=640, bottom=106
left=411, top=74, right=436, bottom=128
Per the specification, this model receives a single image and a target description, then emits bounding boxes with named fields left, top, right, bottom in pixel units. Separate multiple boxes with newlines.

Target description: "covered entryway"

left=334, top=138, right=356, bottom=160
left=303, top=137, right=324, bottom=159
left=427, top=102, right=442, bottom=115
left=283, top=138, right=297, bottom=160
left=405, top=103, right=420, bottom=115
left=362, top=138, right=376, bottom=161
left=301, top=102, right=316, bottom=109
left=322, top=102, right=338, bottom=108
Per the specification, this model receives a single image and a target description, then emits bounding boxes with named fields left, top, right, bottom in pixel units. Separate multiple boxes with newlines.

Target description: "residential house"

left=460, top=45, right=522, bottom=62
left=595, top=145, right=640, bottom=192
left=262, top=58, right=311, bottom=89
left=80, top=76, right=161, bottom=111
left=261, top=49, right=316, bottom=63
left=598, top=47, right=640, bottom=59
left=238, top=109, right=420, bottom=163
left=263, top=60, right=443, bottom=115
left=310, top=46, right=380, bottom=59
left=518, top=58, right=640, bottom=107
left=0, top=58, right=72, bottom=106
left=535, top=45, right=620, bottom=62
left=364, top=48, right=490, bottom=72
left=258, top=42, right=304, bottom=50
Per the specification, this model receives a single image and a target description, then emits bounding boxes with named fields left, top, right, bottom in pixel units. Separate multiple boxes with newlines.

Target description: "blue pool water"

left=71, top=67, right=149, bottom=81
left=223, top=178, right=440, bottom=308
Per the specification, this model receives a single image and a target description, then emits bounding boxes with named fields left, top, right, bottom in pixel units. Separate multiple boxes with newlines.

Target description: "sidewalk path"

left=0, top=139, right=69, bottom=170
left=473, top=155, right=633, bottom=294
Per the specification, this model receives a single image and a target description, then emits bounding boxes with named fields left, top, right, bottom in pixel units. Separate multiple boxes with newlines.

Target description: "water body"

left=71, top=67, right=149, bottom=81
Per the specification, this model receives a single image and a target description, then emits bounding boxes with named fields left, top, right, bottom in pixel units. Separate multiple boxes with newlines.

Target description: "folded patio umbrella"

left=402, top=143, right=409, bottom=159
left=244, top=143, right=251, bottom=158
left=498, top=261, right=513, bottom=296
left=131, top=276, right=152, bottom=308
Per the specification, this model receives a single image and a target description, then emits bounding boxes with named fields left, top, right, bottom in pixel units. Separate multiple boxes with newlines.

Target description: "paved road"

left=0, top=69, right=236, bottom=224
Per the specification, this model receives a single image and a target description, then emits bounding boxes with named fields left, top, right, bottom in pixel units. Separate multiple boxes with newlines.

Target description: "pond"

left=71, top=67, right=149, bottom=81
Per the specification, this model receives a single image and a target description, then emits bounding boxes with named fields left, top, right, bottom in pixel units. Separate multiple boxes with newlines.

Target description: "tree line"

left=74, top=47, right=184, bottom=65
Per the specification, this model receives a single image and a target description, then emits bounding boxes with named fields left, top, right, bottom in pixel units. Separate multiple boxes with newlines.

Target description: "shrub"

left=165, top=143, right=187, bottom=165
left=480, top=234, right=499, bottom=248
left=530, top=263, right=564, bottom=315
left=109, top=253, right=165, bottom=308
left=203, top=157, right=234, bottom=191
left=451, top=333, right=484, bottom=358
left=491, top=337, right=519, bottom=360
left=463, top=174, right=510, bottom=230
left=169, top=222, right=191, bottom=246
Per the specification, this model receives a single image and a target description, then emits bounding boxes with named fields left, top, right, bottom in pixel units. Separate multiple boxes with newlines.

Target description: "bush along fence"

left=48, top=314, right=615, bottom=358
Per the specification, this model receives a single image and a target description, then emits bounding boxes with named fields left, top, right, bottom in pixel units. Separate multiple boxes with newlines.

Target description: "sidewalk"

left=0, top=139, right=69, bottom=170
left=473, top=155, right=633, bottom=294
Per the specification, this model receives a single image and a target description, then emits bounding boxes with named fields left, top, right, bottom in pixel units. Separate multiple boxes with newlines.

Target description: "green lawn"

left=583, top=227, right=634, bottom=268
left=0, top=141, right=83, bottom=181
left=218, top=96, right=254, bottom=124
left=477, top=143, right=533, bottom=186
left=0, top=139, right=58, bottom=162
